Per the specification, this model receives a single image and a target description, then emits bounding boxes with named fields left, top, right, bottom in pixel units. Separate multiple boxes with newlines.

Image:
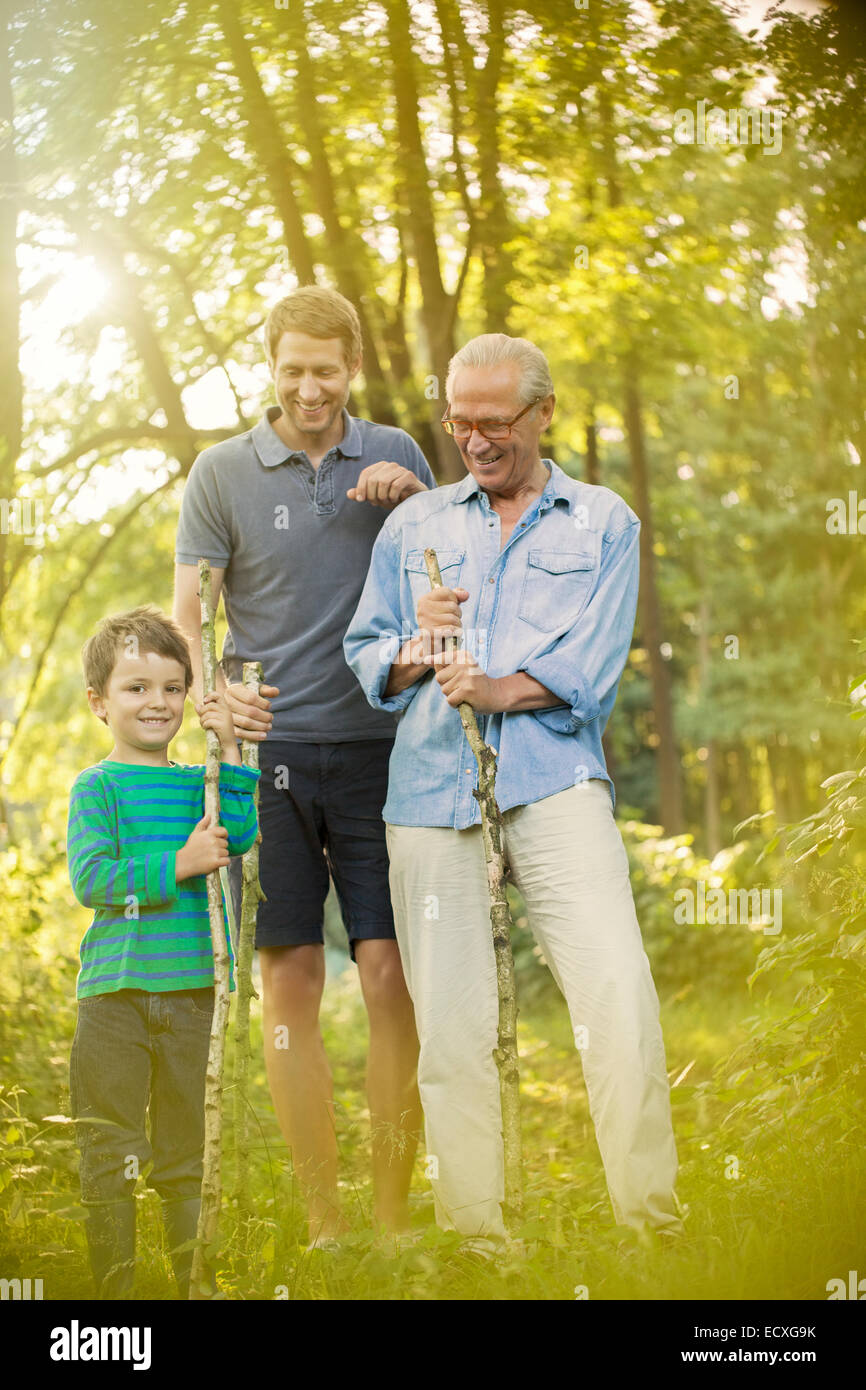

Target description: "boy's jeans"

left=70, top=987, right=214, bottom=1204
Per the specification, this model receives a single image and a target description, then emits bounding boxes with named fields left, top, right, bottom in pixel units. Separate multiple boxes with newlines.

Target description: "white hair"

left=445, top=333, right=554, bottom=407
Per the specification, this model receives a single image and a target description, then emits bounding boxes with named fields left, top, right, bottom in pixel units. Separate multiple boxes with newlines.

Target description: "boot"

left=83, top=1199, right=136, bottom=1299
left=162, top=1196, right=207, bottom=1299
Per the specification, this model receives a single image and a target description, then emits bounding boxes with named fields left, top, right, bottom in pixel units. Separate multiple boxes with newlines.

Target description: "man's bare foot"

left=374, top=1226, right=423, bottom=1258
left=306, top=1211, right=350, bottom=1248
left=373, top=1202, right=411, bottom=1236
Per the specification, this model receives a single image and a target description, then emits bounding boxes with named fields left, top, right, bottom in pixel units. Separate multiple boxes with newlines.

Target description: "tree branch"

left=21, top=426, right=238, bottom=480
left=0, top=473, right=178, bottom=774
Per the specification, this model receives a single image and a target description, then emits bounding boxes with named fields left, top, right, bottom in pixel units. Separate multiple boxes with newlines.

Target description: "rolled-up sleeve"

left=218, top=763, right=261, bottom=855
left=521, top=518, right=640, bottom=733
left=344, top=524, right=422, bottom=713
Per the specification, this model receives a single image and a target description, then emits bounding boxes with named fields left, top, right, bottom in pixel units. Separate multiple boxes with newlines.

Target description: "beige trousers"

left=386, top=780, right=682, bottom=1239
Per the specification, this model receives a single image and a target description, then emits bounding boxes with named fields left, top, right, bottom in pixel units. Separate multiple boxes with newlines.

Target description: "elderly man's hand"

left=424, top=648, right=505, bottom=713
left=416, top=585, right=470, bottom=646
left=347, top=461, right=428, bottom=508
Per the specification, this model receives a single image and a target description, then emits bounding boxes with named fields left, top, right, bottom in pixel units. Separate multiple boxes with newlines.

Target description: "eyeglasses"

left=441, top=397, right=542, bottom=442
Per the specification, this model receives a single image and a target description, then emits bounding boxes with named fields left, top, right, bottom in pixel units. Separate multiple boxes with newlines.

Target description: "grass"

left=1, top=955, right=864, bottom=1302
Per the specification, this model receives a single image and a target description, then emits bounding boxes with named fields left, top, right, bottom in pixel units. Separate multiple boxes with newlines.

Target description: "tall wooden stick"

left=423, top=547, right=523, bottom=1226
left=190, top=558, right=232, bottom=1299
left=233, top=661, right=265, bottom=1213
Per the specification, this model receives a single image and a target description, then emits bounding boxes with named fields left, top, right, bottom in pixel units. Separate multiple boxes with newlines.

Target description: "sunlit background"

left=1, top=0, right=864, bottom=1304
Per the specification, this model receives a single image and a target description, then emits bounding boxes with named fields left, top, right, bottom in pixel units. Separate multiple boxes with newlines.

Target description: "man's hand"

left=196, top=690, right=241, bottom=763
left=423, top=648, right=506, bottom=713
left=176, top=813, right=230, bottom=881
left=347, top=461, right=428, bottom=508
left=224, top=680, right=280, bottom=742
left=416, top=585, right=470, bottom=646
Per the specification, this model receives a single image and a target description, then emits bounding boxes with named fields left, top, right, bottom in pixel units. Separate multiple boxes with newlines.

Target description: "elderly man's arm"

left=425, top=648, right=564, bottom=713
left=392, top=580, right=566, bottom=710
left=344, top=524, right=429, bottom=711
left=423, top=515, right=639, bottom=724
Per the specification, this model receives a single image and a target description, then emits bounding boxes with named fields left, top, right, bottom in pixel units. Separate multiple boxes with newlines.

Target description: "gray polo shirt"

left=176, top=406, right=435, bottom=742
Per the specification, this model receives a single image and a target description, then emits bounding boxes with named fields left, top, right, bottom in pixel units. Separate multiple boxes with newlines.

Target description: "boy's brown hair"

left=263, top=285, right=363, bottom=370
left=82, top=605, right=193, bottom=697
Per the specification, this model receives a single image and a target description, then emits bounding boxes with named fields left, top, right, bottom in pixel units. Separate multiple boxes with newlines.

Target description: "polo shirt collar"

left=252, top=407, right=362, bottom=467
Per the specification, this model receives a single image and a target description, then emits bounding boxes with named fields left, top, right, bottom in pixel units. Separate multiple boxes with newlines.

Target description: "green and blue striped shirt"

left=67, top=760, right=260, bottom=999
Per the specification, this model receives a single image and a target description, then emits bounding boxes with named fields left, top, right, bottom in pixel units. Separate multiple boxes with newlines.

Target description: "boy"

left=67, top=605, right=259, bottom=1298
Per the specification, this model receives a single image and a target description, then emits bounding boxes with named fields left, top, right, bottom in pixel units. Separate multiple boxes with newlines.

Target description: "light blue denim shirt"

left=343, top=460, right=640, bottom=829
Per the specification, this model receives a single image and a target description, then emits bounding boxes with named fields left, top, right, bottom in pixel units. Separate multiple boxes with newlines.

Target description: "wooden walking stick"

left=423, top=547, right=523, bottom=1226
left=233, top=661, right=265, bottom=1214
left=190, top=558, right=232, bottom=1299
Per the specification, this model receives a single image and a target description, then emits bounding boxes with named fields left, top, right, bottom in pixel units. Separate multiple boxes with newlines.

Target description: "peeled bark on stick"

left=233, top=661, right=265, bottom=1214
left=190, top=558, right=232, bottom=1299
left=423, top=547, right=523, bottom=1225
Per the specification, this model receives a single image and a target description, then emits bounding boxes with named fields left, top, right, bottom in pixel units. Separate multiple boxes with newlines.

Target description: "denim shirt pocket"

left=403, top=548, right=466, bottom=610
left=518, top=549, right=596, bottom=632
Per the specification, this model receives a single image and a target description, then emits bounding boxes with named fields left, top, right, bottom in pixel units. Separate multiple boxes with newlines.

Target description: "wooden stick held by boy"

left=190, top=559, right=232, bottom=1298
left=233, top=661, right=265, bottom=1214
left=423, top=546, right=523, bottom=1227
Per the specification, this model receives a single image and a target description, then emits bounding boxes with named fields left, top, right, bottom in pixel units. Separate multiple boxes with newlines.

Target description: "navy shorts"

left=248, top=739, right=396, bottom=958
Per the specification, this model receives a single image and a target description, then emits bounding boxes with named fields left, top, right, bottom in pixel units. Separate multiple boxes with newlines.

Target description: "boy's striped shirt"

left=67, top=760, right=260, bottom=998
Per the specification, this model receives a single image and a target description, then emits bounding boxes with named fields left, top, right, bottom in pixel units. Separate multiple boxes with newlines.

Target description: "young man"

left=68, top=606, right=259, bottom=1297
left=174, top=286, right=433, bottom=1243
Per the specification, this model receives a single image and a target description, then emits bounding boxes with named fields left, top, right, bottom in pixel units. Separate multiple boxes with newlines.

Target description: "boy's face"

left=88, top=650, right=188, bottom=762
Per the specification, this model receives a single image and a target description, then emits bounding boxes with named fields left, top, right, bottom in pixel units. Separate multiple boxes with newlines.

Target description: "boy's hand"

left=196, top=691, right=240, bottom=763
left=176, top=814, right=230, bottom=881
left=224, top=681, right=280, bottom=742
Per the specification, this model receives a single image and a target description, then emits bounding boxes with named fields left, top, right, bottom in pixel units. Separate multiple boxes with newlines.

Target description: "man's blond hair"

left=264, top=286, right=363, bottom=369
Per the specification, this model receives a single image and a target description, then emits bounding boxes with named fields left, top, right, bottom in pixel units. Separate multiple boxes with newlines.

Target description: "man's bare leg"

left=259, top=943, right=349, bottom=1242
left=355, top=938, right=423, bottom=1233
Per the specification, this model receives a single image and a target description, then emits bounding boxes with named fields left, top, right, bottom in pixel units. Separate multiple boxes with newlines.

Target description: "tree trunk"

left=0, top=6, right=23, bottom=611
left=697, top=597, right=720, bottom=856
left=282, top=2, right=397, bottom=426
left=218, top=0, right=316, bottom=285
left=584, top=409, right=600, bottom=485
left=592, top=45, right=682, bottom=833
left=386, top=0, right=460, bottom=480
left=474, top=0, right=516, bottom=331
left=622, top=367, right=683, bottom=832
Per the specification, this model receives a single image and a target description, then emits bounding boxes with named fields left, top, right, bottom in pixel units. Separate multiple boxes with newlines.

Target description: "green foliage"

left=1, top=0, right=865, bottom=1301
left=697, top=701, right=866, bottom=1183
left=2, top=0, right=865, bottom=840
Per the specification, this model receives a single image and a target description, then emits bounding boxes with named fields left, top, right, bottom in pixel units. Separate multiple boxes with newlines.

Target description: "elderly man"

left=344, top=333, right=682, bottom=1242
